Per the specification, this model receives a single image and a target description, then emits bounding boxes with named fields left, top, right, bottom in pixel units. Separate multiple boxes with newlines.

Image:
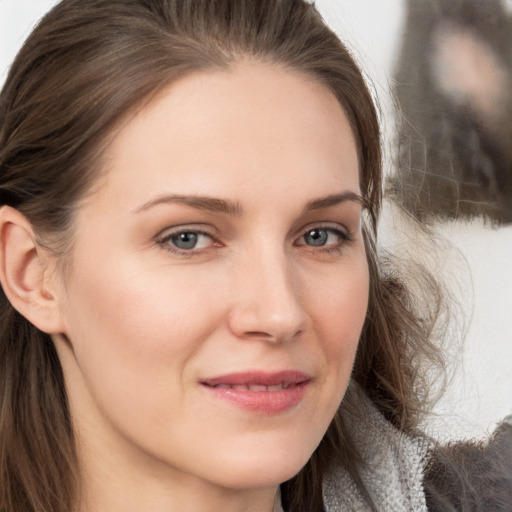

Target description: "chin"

left=215, top=462, right=307, bottom=490
left=205, top=436, right=317, bottom=490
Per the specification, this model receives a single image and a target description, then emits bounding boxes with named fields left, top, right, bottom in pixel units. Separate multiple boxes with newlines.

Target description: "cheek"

left=310, top=258, right=369, bottom=386
left=66, top=254, right=221, bottom=350
left=59, top=258, right=225, bottom=422
left=316, top=257, right=369, bottom=337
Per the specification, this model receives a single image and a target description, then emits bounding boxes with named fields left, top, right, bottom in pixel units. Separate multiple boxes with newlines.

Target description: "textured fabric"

left=322, top=387, right=429, bottom=512
left=278, top=384, right=510, bottom=511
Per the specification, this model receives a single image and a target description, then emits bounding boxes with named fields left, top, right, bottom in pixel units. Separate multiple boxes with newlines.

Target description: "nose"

left=227, top=249, right=307, bottom=343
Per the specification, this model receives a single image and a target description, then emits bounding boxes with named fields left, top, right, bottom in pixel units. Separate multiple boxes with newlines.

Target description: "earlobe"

left=0, top=206, right=65, bottom=334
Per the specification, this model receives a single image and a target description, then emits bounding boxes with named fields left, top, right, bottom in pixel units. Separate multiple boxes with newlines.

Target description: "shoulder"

left=424, top=416, right=512, bottom=512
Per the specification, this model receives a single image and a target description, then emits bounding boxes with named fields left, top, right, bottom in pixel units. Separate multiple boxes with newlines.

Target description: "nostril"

left=242, top=328, right=303, bottom=342
left=245, top=331, right=272, bottom=338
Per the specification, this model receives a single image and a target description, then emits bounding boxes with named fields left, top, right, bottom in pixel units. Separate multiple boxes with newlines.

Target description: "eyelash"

left=156, top=228, right=220, bottom=257
left=156, top=225, right=353, bottom=256
left=295, top=225, right=353, bottom=254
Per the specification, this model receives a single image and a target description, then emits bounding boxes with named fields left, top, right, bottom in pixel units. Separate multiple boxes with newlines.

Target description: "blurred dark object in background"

left=424, top=416, right=512, bottom=510
left=390, top=0, right=512, bottom=224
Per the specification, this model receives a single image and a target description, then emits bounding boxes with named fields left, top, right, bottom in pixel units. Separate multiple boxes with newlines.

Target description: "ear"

left=0, top=205, right=65, bottom=334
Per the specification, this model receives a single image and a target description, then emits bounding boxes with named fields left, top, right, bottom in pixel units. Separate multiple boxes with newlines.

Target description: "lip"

left=200, top=371, right=311, bottom=414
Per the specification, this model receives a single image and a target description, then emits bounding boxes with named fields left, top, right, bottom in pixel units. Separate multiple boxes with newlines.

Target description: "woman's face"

left=53, top=61, right=369, bottom=492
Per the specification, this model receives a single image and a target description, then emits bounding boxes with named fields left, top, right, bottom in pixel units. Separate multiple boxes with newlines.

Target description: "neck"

left=79, top=475, right=279, bottom=512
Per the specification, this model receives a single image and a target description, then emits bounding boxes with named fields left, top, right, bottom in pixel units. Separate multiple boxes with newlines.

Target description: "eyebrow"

left=303, top=192, right=365, bottom=212
left=133, top=194, right=244, bottom=216
left=133, top=191, right=364, bottom=215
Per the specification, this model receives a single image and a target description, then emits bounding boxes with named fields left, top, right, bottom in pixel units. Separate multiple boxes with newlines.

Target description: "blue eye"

left=160, top=230, right=215, bottom=252
left=171, top=232, right=200, bottom=250
left=303, top=228, right=330, bottom=247
left=297, top=226, right=352, bottom=252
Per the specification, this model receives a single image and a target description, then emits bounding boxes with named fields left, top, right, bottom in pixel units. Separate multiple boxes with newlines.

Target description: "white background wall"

left=1, top=0, right=511, bottom=441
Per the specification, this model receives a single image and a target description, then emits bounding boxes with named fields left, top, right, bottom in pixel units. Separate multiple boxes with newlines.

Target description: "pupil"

left=172, top=232, right=198, bottom=250
left=306, top=229, right=328, bottom=246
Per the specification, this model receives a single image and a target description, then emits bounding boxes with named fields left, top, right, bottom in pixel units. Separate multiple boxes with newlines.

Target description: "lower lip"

left=202, top=382, right=309, bottom=414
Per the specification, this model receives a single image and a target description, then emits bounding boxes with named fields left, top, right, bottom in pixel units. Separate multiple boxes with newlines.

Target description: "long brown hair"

left=0, top=1, right=444, bottom=511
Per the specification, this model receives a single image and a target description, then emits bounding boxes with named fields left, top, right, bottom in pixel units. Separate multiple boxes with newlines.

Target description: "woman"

left=0, top=1, right=509, bottom=511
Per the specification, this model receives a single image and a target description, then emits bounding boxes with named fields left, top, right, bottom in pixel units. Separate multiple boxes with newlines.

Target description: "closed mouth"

left=200, top=370, right=311, bottom=390
left=200, top=371, right=310, bottom=414
left=208, top=382, right=297, bottom=391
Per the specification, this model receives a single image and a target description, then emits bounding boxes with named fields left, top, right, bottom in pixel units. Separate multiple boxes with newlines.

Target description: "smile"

left=200, top=371, right=311, bottom=414
left=209, top=383, right=294, bottom=391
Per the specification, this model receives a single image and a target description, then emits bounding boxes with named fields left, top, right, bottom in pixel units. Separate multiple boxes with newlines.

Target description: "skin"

left=46, top=61, right=369, bottom=512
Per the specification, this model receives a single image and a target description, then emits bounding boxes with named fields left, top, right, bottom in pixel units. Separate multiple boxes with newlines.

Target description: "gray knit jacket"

left=276, top=387, right=512, bottom=511
left=322, top=390, right=429, bottom=512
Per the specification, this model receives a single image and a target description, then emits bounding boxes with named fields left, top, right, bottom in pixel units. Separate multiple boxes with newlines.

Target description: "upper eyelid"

left=155, top=221, right=353, bottom=247
left=156, top=221, right=350, bottom=235
left=156, top=224, right=218, bottom=240
left=295, top=227, right=350, bottom=243
left=294, top=222, right=350, bottom=238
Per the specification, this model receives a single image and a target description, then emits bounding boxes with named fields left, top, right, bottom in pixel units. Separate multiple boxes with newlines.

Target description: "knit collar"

left=322, top=385, right=429, bottom=512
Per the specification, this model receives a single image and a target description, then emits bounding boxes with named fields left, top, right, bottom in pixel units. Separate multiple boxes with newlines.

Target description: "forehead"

left=91, top=60, right=360, bottom=211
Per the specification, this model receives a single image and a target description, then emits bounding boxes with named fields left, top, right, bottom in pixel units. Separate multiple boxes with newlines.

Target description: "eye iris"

left=305, top=229, right=328, bottom=246
left=171, top=232, right=198, bottom=250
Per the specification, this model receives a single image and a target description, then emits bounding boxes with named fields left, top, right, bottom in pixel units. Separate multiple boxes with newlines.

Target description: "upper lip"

left=200, top=370, right=311, bottom=387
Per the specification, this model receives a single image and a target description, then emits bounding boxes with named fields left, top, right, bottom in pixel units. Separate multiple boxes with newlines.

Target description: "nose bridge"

left=229, top=239, right=306, bottom=341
